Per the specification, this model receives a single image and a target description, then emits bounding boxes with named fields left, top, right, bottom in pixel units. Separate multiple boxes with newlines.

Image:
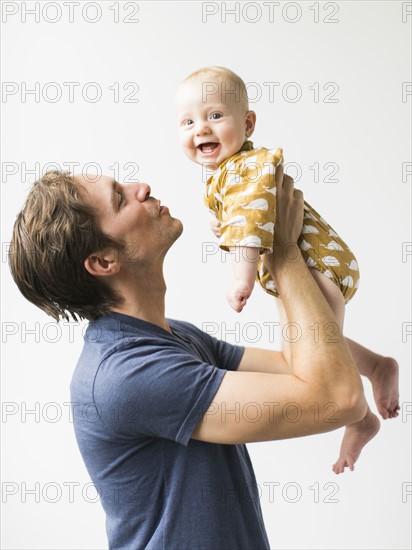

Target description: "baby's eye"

left=184, top=119, right=194, bottom=126
left=210, top=113, right=222, bottom=120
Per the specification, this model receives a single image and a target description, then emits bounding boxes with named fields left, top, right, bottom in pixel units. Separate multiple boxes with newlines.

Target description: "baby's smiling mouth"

left=198, top=142, right=219, bottom=154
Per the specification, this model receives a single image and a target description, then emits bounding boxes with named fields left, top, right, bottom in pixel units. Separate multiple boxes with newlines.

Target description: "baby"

left=175, top=66, right=399, bottom=473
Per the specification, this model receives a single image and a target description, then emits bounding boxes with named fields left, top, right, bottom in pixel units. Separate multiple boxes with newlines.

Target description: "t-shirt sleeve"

left=93, top=343, right=227, bottom=446
left=196, top=329, right=245, bottom=372
left=172, top=320, right=245, bottom=372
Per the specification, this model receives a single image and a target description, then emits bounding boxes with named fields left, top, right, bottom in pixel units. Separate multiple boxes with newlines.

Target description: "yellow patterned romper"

left=204, top=141, right=360, bottom=303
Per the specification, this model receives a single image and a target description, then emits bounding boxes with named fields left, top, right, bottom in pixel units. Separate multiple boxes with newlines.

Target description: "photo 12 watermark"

left=1, top=1, right=140, bottom=24
left=201, top=319, right=340, bottom=345
left=402, top=162, right=412, bottom=183
left=201, top=159, right=340, bottom=185
left=402, top=482, right=412, bottom=503
left=1, top=81, right=140, bottom=104
left=1, top=161, right=140, bottom=184
left=402, top=322, right=412, bottom=343
left=402, top=82, right=412, bottom=102
left=201, top=2, right=341, bottom=24
left=1, top=400, right=142, bottom=426
left=200, top=399, right=341, bottom=425
left=1, top=481, right=102, bottom=504
left=1, top=480, right=157, bottom=504
left=200, top=479, right=340, bottom=504
left=201, top=80, right=340, bottom=105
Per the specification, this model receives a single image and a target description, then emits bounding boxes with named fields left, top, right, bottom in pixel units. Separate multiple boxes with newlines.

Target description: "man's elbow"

left=314, top=365, right=368, bottom=427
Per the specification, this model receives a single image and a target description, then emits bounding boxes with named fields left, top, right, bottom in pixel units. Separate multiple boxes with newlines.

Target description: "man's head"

left=9, top=171, right=182, bottom=322
left=175, top=66, right=256, bottom=170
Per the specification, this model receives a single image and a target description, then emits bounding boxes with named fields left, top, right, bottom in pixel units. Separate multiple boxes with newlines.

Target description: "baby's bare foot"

left=370, top=356, right=400, bottom=419
left=332, top=409, right=380, bottom=474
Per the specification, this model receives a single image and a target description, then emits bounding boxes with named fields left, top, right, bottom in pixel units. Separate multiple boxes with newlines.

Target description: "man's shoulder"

left=168, top=318, right=202, bottom=334
left=84, top=313, right=180, bottom=343
left=82, top=315, right=210, bottom=358
left=76, top=315, right=179, bottom=372
left=73, top=318, right=218, bottom=395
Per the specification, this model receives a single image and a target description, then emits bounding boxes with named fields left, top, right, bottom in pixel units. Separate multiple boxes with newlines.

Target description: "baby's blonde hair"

left=182, top=66, right=249, bottom=111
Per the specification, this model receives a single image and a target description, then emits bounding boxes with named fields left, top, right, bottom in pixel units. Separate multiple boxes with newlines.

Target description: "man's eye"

left=210, top=113, right=222, bottom=120
left=117, top=192, right=124, bottom=206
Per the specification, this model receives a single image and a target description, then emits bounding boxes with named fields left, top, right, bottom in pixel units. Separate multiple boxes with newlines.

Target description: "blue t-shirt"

left=70, top=312, right=270, bottom=549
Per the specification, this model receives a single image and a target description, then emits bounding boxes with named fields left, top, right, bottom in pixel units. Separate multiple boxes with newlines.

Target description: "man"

left=9, top=166, right=366, bottom=549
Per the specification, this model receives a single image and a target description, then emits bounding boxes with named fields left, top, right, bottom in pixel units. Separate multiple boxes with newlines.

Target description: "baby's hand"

left=227, top=280, right=254, bottom=313
left=210, top=217, right=221, bottom=238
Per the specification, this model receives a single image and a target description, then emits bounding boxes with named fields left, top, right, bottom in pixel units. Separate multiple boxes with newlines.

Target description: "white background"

left=1, top=1, right=411, bottom=549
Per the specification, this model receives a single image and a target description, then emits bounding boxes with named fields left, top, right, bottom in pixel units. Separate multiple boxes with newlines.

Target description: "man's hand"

left=262, top=164, right=304, bottom=276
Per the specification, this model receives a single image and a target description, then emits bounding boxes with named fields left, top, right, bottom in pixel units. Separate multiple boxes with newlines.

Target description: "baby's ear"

left=245, top=110, right=256, bottom=137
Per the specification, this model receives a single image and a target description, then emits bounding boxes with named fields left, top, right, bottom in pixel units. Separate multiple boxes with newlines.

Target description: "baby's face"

left=176, top=77, right=254, bottom=170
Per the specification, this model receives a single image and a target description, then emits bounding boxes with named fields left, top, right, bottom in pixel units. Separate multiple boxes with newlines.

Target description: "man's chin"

left=172, top=217, right=184, bottom=240
left=164, top=216, right=184, bottom=246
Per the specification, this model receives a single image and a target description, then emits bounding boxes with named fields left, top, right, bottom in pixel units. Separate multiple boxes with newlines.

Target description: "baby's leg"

left=309, top=269, right=399, bottom=420
left=277, top=270, right=380, bottom=474
left=344, top=338, right=399, bottom=419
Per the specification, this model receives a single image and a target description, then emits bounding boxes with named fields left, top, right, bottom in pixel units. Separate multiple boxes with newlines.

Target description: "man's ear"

left=84, top=249, right=121, bottom=277
left=245, top=110, right=256, bottom=138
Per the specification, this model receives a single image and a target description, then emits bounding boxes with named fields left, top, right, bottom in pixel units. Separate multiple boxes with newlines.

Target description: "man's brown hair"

left=9, top=171, right=125, bottom=322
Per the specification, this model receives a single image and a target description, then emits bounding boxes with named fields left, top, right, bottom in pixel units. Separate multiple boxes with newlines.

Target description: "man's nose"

left=137, top=183, right=151, bottom=201
left=125, top=182, right=151, bottom=202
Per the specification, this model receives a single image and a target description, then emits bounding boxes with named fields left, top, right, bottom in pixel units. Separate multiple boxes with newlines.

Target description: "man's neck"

left=109, top=264, right=170, bottom=332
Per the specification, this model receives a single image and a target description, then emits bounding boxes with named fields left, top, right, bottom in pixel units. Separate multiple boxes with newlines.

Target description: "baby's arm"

left=209, top=218, right=259, bottom=312
left=213, top=147, right=283, bottom=312
left=227, top=246, right=260, bottom=313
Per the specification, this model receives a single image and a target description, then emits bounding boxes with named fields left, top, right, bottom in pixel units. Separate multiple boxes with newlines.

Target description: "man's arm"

left=191, top=165, right=367, bottom=445
left=238, top=347, right=291, bottom=374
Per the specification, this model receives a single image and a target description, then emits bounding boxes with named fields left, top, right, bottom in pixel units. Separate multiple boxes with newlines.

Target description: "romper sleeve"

left=218, top=148, right=283, bottom=254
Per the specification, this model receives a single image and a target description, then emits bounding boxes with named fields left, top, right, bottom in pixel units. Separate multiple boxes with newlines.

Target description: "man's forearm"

left=269, top=245, right=366, bottom=409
